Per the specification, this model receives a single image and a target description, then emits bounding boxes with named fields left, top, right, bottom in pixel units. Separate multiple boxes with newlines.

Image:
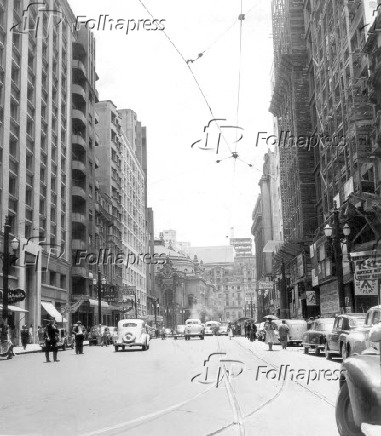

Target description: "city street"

left=0, top=337, right=341, bottom=436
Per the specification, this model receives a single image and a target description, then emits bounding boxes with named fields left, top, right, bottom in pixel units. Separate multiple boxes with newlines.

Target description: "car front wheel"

left=336, top=382, right=362, bottom=436
left=304, top=346, right=309, bottom=354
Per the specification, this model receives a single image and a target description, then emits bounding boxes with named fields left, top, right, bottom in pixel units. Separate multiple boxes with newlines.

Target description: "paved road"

left=0, top=336, right=342, bottom=435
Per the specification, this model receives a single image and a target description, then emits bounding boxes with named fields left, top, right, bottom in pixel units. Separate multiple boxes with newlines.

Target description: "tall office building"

left=95, top=101, right=147, bottom=316
left=0, top=0, right=75, bottom=334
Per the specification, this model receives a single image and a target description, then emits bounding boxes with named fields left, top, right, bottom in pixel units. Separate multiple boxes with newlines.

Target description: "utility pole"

left=250, top=297, right=254, bottom=319
left=134, top=292, right=138, bottom=318
left=333, top=204, right=345, bottom=313
left=97, top=270, right=102, bottom=325
left=2, top=216, right=10, bottom=323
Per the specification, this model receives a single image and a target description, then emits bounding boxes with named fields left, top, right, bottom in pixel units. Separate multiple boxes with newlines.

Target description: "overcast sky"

left=70, top=0, right=274, bottom=248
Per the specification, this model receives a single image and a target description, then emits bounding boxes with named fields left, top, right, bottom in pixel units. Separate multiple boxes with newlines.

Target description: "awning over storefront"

left=41, top=301, right=67, bottom=323
left=0, top=304, right=28, bottom=313
left=88, top=299, right=109, bottom=309
left=273, top=241, right=306, bottom=273
left=263, top=240, right=283, bottom=253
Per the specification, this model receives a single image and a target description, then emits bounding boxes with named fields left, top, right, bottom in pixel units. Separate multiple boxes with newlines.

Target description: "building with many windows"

left=0, top=0, right=75, bottom=339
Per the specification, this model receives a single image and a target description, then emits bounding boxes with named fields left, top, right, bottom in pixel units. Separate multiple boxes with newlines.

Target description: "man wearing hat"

left=44, top=317, right=59, bottom=362
left=72, top=321, right=85, bottom=354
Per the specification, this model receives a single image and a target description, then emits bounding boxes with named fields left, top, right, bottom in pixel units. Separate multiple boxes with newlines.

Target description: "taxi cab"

left=114, top=319, right=150, bottom=352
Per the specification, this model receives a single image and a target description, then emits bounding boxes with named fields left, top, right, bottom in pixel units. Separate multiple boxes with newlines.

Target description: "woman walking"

left=228, top=324, right=233, bottom=340
left=264, top=319, right=276, bottom=351
left=21, top=325, right=29, bottom=350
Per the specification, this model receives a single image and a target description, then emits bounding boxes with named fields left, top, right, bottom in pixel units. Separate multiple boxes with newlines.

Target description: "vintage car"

left=336, top=325, right=381, bottom=436
left=173, top=324, right=185, bottom=339
left=184, top=319, right=205, bottom=340
left=39, top=328, right=74, bottom=351
left=325, top=313, right=366, bottom=360
left=114, top=319, right=150, bottom=352
left=345, top=306, right=381, bottom=358
left=88, top=325, right=111, bottom=346
left=272, top=319, right=307, bottom=346
left=205, top=321, right=220, bottom=336
left=302, top=318, right=335, bottom=355
left=218, top=322, right=229, bottom=336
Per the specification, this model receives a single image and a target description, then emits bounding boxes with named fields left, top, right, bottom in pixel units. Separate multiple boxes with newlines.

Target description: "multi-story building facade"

left=304, top=0, right=381, bottom=316
left=0, top=0, right=76, bottom=340
left=71, top=24, right=101, bottom=324
left=95, top=101, right=147, bottom=317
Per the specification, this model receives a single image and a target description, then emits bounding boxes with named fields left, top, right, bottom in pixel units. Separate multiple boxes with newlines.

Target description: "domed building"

left=153, top=240, right=217, bottom=328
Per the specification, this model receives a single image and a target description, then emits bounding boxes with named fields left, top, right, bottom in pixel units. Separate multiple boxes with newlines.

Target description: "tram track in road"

left=234, top=339, right=336, bottom=408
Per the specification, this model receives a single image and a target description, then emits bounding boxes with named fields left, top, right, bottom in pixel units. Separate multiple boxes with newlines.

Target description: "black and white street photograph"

left=1, top=0, right=381, bottom=435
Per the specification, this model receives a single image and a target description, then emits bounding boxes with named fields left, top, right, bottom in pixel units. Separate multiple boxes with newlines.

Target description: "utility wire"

left=235, top=0, right=244, bottom=150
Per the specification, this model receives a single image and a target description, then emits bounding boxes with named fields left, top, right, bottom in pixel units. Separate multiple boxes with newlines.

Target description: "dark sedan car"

left=325, top=313, right=366, bottom=360
left=302, top=318, right=335, bottom=356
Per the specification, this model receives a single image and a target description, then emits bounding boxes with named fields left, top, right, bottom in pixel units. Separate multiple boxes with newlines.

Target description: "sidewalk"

left=14, top=341, right=90, bottom=355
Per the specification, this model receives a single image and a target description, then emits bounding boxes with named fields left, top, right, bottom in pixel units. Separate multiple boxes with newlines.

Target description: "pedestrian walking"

left=228, top=325, right=233, bottom=340
left=44, top=317, right=59, bottom=362
left=244, top=322, right=248, bottom=338
left=37, top=325, right=44, bottom=343
left=21, top=325, right=29, bottom=350
left=29, top=323, right=34, bottom=344
left=247, top=322, right=251, bottom=340
left=73, top=321, right=85, bottom=354
left=264, top=319, right=276, bottom=351
left=278, top=320, right=290, bottom=350
left=0, top=324, right=15, bottom=359
left=101, top=326, right=109, bottom=347
left=250, top=323, right=257, bottom=342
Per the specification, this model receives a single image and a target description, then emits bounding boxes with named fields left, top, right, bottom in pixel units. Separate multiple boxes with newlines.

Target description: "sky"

left=70, top=0, right=275, bottom=247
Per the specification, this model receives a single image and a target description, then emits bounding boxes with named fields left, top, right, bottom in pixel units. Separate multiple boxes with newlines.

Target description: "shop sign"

left=258, top=281, right=273, bottom=290
left=8, top=288, right=26, bottom=303
left=306, top=291, right=317, bottom=306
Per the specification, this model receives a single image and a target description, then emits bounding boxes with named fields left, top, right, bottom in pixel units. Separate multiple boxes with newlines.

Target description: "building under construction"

left=260, top=0, right=381, bottom=319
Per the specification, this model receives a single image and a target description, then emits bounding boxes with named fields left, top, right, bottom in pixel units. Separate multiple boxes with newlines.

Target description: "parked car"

left=325, top=313, right=366, bottom=360
left=205, top=321, right=220, bottom=336
left=272, top=319, right=307, bottom=346
left=114, top=319, right=150, bottom=351
left=345, top=305, right=381, bottom=358
left=335, top=324, right=381, bottom=436
left=39, top=328, right=74, bottom=351
left=184, top=319, right=205, bottom=340
left=173, top=324, right=185, bottom=339
left=302, top=318, right=335, bottom=355
left=218, top=322, right=229, bottom=336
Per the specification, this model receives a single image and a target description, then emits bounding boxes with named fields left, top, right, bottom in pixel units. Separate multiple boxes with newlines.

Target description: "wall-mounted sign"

left=258, top=281, right=273, bottom=290
left=306, top=291, right=317, bottom=306
left=355, top=279, right=379, bottom=296
left=8, top=288, right=26, bottom=304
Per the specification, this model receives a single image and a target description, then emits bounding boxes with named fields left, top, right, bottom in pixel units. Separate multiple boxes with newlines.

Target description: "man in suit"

left=44, top=317, right=59, bottom=362
left=72, top=321, right=85, bottom=354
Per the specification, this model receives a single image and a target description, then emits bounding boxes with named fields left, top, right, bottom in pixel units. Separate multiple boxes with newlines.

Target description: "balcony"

left=72, top=83, right=86, bottom=105
left=72, top=266, right=88, bottom=278
left=72, top=59, right=86, bottom=81
left=72, top=134, right=86, bottom=150
left=72, top=109, right=87, bottom=130
left=72, top=239, right=87, bottom=250
left=72, top=160, right=86, bottom=173
left=95, top=157, right=100, bottom=169
left=95, top=111, right=100, bottom=124
left=73, top=42, right=86, bottom=59
left=72, top=186, right=86, bottom=199
left=95, top=133, right=100, bottom=146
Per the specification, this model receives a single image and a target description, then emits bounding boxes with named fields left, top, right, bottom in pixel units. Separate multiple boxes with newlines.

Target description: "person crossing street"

left=73, top=321, right=85, bottom=354
left=44, top=317, right=59, bottom=363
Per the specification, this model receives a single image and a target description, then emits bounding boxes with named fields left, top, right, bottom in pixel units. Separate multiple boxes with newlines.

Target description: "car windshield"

left=349, top=317, right=366, bottom=327
left=319, top=322, right=334, bottom=331
left=122, top=323, right=138, bottom=328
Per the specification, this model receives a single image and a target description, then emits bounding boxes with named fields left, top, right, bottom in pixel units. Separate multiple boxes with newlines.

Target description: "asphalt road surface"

left=0, top=336, right=342, bottom=436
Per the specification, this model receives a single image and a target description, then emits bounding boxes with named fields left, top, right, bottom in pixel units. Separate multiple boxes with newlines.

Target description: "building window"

left=60, top=274, right=66, bottom=289
left=49, top=271, right=56, bottom=286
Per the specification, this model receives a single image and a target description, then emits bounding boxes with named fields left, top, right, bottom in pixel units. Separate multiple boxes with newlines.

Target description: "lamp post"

left=1, top=216, right=19, bottom=323
left=324, top=202, right=351, bottom=314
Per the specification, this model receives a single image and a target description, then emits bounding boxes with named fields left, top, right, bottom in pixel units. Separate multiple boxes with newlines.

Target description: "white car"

left=205, top=321, right=220, bottom=335
left=184, top=319, right=205, bottom=340
left=114, top=319, right=150, bottom=352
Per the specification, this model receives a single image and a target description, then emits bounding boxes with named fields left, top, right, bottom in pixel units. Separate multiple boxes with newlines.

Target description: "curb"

left=14, top=341, right=90, bottom=356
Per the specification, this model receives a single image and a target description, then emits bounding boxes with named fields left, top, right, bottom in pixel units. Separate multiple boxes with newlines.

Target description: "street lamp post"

left=324, top=201, right=351, bottom=314
left=1, top=216, right=19, bottom=323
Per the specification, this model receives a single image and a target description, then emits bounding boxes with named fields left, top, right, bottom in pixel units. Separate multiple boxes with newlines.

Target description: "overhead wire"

left=235, top=0, right=244, bottom=151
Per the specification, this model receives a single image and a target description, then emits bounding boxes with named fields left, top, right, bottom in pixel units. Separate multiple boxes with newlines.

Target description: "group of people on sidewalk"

left=264, top=319, right=290, bottom=351
left=244, top=321, right=258, bottom=341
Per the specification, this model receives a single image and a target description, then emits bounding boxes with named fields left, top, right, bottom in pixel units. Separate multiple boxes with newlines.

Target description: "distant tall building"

left=229, top=238, right=252, bottom=258
left=161, top=229, right=177, bottom=249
